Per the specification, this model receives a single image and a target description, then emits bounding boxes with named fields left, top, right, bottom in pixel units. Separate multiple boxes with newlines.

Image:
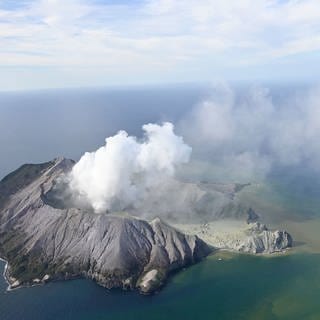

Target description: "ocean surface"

left=1, top=252, right=320, bottom=320
left=1, top=85, right=320, bottom=320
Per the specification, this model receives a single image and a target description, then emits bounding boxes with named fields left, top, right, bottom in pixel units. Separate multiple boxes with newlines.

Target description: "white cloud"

left=0, top=0, right=319, bottom=89
left=179, top=83, right=320, bottom=181
left=69, top=122, right=191, bottom=212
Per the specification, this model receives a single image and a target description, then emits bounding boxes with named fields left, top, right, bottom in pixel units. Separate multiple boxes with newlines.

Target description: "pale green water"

left=1, top=252, right=320, bottom=320
left=2, top=177, right=320, bottom=320
left=1, top=87, right=320, bottom=319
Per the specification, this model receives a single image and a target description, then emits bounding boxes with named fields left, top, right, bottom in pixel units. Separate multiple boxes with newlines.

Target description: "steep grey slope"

left=127, top=178, right=256, bottom=223
left=0, top=157, right=293, bottom=294
left=0, top=158, right=210, bottom=294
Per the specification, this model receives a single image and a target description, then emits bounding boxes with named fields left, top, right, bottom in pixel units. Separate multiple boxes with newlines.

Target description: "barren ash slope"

left=0, top=157, right=292, bottom=294
left=0, top=158, right=211, bottom=294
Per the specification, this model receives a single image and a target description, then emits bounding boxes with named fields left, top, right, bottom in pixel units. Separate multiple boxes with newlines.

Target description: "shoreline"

left=0, top=246, right=292, bottom=295
left=173, top=220, right=293, bottom=255
left=0, top=257, right=48, bottom=292
left=0, top=217, right=295, bottom=295
left=0, top=256, right=13, bottom=291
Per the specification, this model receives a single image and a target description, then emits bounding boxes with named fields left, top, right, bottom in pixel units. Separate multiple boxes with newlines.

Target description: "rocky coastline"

left=0, top=158, right=292, bottom=294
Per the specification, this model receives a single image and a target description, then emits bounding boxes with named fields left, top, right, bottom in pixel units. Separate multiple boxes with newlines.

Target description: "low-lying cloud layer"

left=179, top=83, right=320, bottom=181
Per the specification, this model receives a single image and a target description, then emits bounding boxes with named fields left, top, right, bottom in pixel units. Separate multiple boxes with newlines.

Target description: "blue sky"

left=0, top=0, right=320, bottom=90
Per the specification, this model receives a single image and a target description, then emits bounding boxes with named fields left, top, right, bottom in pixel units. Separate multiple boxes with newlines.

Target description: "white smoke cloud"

left=63, top=83, right=320, bottom=222
left=179, top=83, right=320, bottom=181
left=69, top=122, right=192, bottom=213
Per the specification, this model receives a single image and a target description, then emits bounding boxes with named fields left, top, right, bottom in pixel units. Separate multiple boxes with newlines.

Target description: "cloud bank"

left=179, top=83, right=320, bottom=181
left=1, top=0, right=320, bottom=89
left=69, top=122, right=191, bottom=213
left=62, top=83, right=320, bottom=221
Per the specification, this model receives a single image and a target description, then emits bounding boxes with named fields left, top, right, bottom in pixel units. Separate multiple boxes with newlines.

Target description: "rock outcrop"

left=0, top=158, right=211, bottom=294
left=174, top=220, right=292, bottom=254
left=238, top=222, right=293, bottom=254
left=0, top=157, right=293, bottom=294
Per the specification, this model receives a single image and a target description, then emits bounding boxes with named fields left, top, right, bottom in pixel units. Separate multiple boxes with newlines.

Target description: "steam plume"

left=179, top=83, right=320, bottom=181
left=69, top=122, right=191, bottom=213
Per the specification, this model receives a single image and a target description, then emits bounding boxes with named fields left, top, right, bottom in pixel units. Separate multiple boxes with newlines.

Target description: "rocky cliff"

left=174, top=220, right=292, bottom=254
left=0, top=158, right=211, bottom=294
left=238, top=222, right=292, bottom=254
left=0, top=157, right=293, bottom=294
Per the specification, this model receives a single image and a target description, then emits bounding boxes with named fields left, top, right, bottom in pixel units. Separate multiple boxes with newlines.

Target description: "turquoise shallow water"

left=1, top=252, right=320, bottom=320
left=1, top=87, right=320, bottom=319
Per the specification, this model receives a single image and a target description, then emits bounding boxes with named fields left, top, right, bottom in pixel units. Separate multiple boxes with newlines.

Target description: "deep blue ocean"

left=1, top=253, right=320, bottom=320
left=1, top=85, right=320, bottom=320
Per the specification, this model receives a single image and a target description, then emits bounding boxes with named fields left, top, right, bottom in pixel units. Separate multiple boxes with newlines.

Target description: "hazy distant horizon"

left=1, top=82, right=319, bottom=182
left=0, top=84, right=207, bottom=178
